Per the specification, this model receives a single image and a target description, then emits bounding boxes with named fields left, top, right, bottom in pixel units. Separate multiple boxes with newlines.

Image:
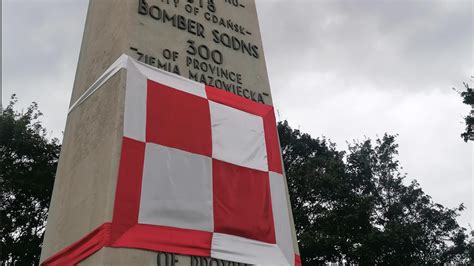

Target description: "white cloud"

left=2, top=0, right=88, bottom=138
left=258, top=0, right=473, bottom=227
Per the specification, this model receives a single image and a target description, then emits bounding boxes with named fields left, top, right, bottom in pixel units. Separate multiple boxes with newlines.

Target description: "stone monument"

left=40, top=0, right=299, bottom=265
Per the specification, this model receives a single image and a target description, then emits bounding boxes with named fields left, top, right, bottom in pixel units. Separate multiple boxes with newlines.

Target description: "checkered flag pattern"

left=42, top=55, right=301, bottom=266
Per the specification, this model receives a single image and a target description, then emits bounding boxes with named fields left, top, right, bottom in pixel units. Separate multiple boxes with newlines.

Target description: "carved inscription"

left=131, top=0, right=269, bottom=104
left=157, top=252, right=250, bottom=266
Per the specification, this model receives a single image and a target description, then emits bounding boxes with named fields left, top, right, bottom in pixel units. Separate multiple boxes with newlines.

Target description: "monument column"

left=41, top=0, right=299, bottom=265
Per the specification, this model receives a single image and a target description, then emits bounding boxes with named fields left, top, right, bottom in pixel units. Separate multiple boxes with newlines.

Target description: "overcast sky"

left=2, top=0, right=473, bottom=228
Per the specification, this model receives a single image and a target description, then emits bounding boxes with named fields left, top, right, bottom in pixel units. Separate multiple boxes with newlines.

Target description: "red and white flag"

left=43, top=55, right=301, bottom=266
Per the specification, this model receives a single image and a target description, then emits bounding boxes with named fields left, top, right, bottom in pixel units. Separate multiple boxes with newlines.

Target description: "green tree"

left=0, top=95, right=61, bottom=265
left=454, top=79, right=474, bottom=142
left=278, top=121, right=470, bottom=265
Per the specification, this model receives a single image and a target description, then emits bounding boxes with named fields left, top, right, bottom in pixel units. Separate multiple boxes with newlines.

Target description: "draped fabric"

left=42, top=55, right=300, bottom=266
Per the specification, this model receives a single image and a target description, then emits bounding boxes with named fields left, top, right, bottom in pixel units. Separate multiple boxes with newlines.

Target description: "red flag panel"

left=146, top=80, right=212, bottom=157
left=212, top=159, right=276, bottom=244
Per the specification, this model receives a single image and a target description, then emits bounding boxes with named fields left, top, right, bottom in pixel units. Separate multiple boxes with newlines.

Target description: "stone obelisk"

left=40, top=0, right=299, bottom=264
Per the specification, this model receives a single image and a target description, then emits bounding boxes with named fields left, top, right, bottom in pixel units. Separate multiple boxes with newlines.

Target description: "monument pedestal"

left=41, top=1, right=299, bottom=265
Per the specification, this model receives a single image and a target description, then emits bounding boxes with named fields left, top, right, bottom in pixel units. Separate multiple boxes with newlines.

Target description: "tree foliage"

left=0, top=95, right=61, bottom=265
left=455, top=79, right=474, bottom=142
left=278, top=121, right=472, bottom=264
